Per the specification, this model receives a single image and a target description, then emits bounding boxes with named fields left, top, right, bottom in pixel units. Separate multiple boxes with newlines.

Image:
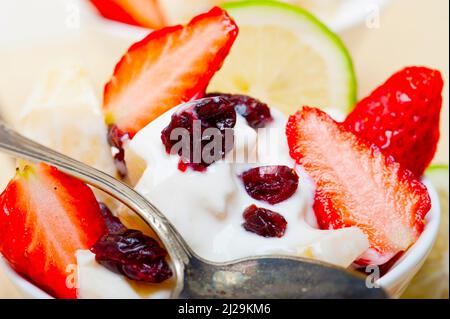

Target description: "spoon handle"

left=0, top=121, right=190, bottom=292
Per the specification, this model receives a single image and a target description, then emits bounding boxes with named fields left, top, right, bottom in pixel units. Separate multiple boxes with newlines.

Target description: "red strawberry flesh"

left=0, top=163, right=106, bottom=298
left=345, top=67, right=443, bottom=177
left=103, top=7, right=239, bottom=138
left=89, top=0, right=166, bottom=29
left=286, top=107, right=431, bottom=265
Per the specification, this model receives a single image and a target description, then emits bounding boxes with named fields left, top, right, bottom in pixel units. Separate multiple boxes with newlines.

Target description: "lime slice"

left=208, top=0, right=356, bottom=116
left=402, top=165, right=449, bottom=299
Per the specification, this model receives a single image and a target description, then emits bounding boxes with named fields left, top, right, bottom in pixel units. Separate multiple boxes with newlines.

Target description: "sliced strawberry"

left=345, top=67, right=443, bottom=177
left=103, top=7, right=238, bottom=138
left=286, top=107, right=431, bottom=265
left=0, top=163, right=106, bottom=299
left=89, top=0, right=166, bottom=29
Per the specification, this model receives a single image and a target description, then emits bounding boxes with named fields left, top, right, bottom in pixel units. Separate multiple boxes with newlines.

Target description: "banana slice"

left=298, top=227, right=369, bottom=268
left=18, top=62, right=116, bottom=177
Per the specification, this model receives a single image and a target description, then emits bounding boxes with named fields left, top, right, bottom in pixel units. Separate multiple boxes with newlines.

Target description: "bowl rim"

left=376, top=178, right=440, bottom=289
left=0, top=177, right=441, bottom=299
left=83, top=0, right=391, bottom=35
left=326, top=0, right=391, bottom=32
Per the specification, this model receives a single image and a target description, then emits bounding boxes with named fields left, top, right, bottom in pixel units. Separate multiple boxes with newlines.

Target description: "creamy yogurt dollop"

left=130, top=107, right=368, bottom=263
left=77, top=103, right=368, bottom=298
left=19, top=67, right=367, bottom=298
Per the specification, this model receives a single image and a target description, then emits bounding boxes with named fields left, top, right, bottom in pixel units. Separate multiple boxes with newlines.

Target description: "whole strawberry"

left=345, top=67, right=443, bottom=177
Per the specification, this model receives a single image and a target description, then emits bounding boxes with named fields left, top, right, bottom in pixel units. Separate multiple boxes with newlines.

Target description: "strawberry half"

left=0, top=163, right=106, bottom=299
left=89, top=0, right=166, bottom=29
left=345, top=67, right=443, bottom=177
left=103, top=7, right=238, bottom=138
left=286, top=107, right=431, bottom=265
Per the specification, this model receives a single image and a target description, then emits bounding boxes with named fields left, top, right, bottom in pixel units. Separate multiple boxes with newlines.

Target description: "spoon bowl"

left=0, top=121, right=388, bottom=298
left=182, top=255, right=387, bottom=299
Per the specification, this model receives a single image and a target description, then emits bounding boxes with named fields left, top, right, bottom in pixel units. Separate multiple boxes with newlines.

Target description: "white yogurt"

left=77, top=103, right=369, bottom=299
left=129, top=105, right=369, bottom=264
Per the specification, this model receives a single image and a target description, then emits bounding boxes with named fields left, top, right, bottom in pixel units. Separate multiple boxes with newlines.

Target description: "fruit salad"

left=0, top=3, right=443, bottom=299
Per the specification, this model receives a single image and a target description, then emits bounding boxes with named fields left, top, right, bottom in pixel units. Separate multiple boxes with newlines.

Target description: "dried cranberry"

left=241, top=166, right=299, bottom=205
left=161, top=97, right=236, bottom=172
left=107, top=125, right=129, bottom=178
left=195, top=98, right=237, bottom=130
left=120, top=258, right=173, bottom=283
left=205, top=93, right=273, bottom=128
left=91, top=229, right=172, bottom=283
left=98, top=202, right=127, bottom=234
left=242, top=205, right=287, bottom=238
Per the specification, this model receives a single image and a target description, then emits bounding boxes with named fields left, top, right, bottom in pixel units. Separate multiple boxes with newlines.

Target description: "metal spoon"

left=0, top=121, right=388, bottom=299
